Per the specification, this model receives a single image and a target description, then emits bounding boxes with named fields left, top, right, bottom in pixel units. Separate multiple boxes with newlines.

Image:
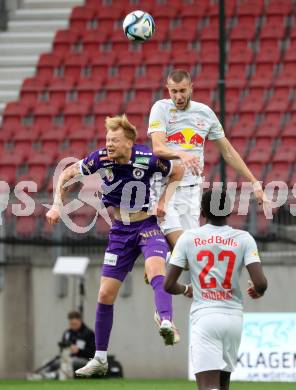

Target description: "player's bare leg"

left=195, top=370, right=221, bottom=390
left=75, top=277, right=121, bottom=378
left=144, top=229, right=183, bottom=284
left=220, top=371, right=231, bottom=390
left=145, top=256, right=180, bottom=345
left=165, top=229, right=183, bottom=249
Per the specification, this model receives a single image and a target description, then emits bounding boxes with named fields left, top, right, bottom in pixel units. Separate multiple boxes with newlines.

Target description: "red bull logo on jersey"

left=194, top=235, right=238, bottom=247
left=167, top=128, right=204, bottom=149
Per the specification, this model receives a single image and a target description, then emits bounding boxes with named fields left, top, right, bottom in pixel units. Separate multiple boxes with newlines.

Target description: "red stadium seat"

left=21, top=77, right=49, bottom=104
left=117, top=51, right=144, bottom=66
left=256, top=41, right=281, bottom=64
left=275, top=63, right=296, bottom=87
left=76, top=78, right=104, bottom=104
left=230, top=118, right=256, bottom=138
left=82, top=29, right=110, bottom=52
left=247, top=145, right=272, bottom=164
left=249, top=64, right=276, bottom=88
left=264, top=164, right=291, bottom=188
left=150, top=4, right=179, bottom=18
left=273, top=145, right=296, bottom=163
left=239, top=91, right=265, bottom=114
left=64, top=102, right=92, bottom=126
left=68, top=128, right=95, bottom=150
left=237, top=1, right=264, bottom=17
left=265, top=0, right=293, bottom=16
left=228, top=46, right=254, bottom=65
left=40, top=127, right=66, bottom=152
left=168, top=26, right=197, bottom=43
left=69, top=5, right=97, bottom=31
left=53, top=29, right=83, bottom=56
left=229, top=25, right=256, bottom=42
left=34, top=102, right=62, bottom=127
left=93, top=101, right=122, bottom=116
left=63, top=53, right=90, bottom=80
left=179, top=2, right=208, bottom=19
left=170, top=49, right=198, bottom=69
left=48, top=78, right=76, bottom=105
left=125, top=99, right=151, bottom=115
left=37, top=53, right=63, bottom=80
left=3, top=101, right=33, bottom=124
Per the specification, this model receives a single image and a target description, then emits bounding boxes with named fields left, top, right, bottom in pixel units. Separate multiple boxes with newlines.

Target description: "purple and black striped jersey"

left=79, top=144, right=172, bottom=211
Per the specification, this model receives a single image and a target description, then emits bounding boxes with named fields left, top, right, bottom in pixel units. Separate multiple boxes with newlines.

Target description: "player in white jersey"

left=148, top=69, right=266, bottom=249
left=164, top=189, right=267, bottom=390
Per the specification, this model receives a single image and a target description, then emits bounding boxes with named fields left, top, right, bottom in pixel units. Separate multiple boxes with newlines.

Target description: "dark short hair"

left=68, top=311, right=82, bottom=320
left=167, top=69, right=192, bottom=84
left=201, top=189, right=232, bottom=222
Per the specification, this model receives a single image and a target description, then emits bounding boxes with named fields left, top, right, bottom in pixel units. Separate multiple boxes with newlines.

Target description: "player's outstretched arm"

left=150, top=132, right=200, bottom=175
left=46, top=162, right=81, bottom=225
left=246, top=262, right=268, bottom=299
left=164, top=264, right=193, bottom=298
left=213, top=137, right=267, bottom=206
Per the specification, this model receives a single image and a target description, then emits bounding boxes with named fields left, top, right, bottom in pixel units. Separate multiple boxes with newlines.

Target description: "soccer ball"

left=123, top=10, right=155, bottom=42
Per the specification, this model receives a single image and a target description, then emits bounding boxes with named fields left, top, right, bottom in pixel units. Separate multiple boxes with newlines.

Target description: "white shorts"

left=190, top=313, right=243, bottom=374
left=159, top=184, right=201, bottom=234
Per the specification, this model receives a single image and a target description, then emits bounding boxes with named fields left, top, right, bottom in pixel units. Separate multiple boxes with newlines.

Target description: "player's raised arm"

left=46, top=162, right=81, bottom=225
left=213, top=137, right=266, bottom=206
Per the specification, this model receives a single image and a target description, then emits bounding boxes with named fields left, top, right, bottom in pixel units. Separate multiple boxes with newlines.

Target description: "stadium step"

left=23, top=0, right=83, bottom=10
left=0, top=55, right=38, bottom=67
left=0, top=43, right=51, bottom=56
left=8, top=20, right=68, bottom=33
left=11, top=9, right=72, bottom=21
left=0, top=67, right=34, bottom=80
left=0, top=0, right=81, bottom=123
left=0, top=90, right=19, bottom=103
left=0, top=32, right=54, bottom=44
left=0, top=80, right=24, bottom=91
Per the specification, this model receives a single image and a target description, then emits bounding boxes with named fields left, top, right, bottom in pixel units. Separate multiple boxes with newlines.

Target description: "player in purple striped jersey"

left=46, top=114, right=184, bottom=377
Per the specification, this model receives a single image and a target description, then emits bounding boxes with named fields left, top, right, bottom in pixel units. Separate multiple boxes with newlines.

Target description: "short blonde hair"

left=105, top=114, right=137, bottom=142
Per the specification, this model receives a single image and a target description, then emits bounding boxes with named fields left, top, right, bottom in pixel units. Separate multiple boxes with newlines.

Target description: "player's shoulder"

left=228, top=226, right=255, bottom=242
left=133, top=143, right=153, bottom=156
left=152, top=99, right=174, bottom=111
left=190, top=100, right=214, bottom=114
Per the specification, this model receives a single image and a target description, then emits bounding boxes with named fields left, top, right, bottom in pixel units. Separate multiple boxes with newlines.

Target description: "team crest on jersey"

left=105, top=167, right=114, bottom=182
left=196, top=118, right=206, bottom=129
left=169, top=111, right=177, bottom=124
left=133, top=168, right=145, bottom=179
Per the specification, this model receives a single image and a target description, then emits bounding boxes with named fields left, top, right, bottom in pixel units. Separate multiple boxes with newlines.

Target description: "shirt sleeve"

left=147, top=101, right=167, bottom=136
left=169, top=232, right=188, bottom=269
left=207, top=106, right=225, bottom=140
left=149, top=155, right=172, bottom=177
left=79, top=150, right=102, bottom=176
left=243, top=233, right=261, bottom=266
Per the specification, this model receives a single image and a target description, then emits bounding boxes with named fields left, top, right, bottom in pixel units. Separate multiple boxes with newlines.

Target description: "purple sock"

left=150, top=275, right=173, bottom=321
left=95, top=303, right=114, bottom=351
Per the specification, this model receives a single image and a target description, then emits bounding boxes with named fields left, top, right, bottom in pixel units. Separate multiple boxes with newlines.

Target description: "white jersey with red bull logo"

left=148, top=99, right=225, bottom=186
left=170, top=224, right=261, bottom=317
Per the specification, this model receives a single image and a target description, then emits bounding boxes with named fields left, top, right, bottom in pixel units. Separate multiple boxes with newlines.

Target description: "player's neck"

left=115, top=149, right=132, bottom=164
left=207, top=219, right=227, bottom=227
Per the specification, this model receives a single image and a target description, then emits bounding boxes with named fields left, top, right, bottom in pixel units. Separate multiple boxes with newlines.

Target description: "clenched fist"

left=46, top=206, right=61, bottom=225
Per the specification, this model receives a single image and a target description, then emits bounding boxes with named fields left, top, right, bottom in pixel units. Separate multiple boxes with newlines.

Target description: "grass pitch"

left=1, top=380, right=295, bottom=390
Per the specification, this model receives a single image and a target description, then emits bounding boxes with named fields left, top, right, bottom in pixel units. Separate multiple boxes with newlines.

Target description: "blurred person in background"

left=29, top=311, right=95, bottom=379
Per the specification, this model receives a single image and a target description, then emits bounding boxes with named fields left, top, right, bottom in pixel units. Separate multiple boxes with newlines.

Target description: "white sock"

left=95, top=351, right=107, bottom=361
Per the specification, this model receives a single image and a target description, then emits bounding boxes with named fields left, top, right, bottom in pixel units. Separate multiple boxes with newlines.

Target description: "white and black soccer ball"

left=123, top=10, right=155, bottom=42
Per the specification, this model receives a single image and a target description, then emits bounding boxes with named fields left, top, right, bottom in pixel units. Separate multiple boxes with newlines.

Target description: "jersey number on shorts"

left=196, top=250, right=236, bottom=289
